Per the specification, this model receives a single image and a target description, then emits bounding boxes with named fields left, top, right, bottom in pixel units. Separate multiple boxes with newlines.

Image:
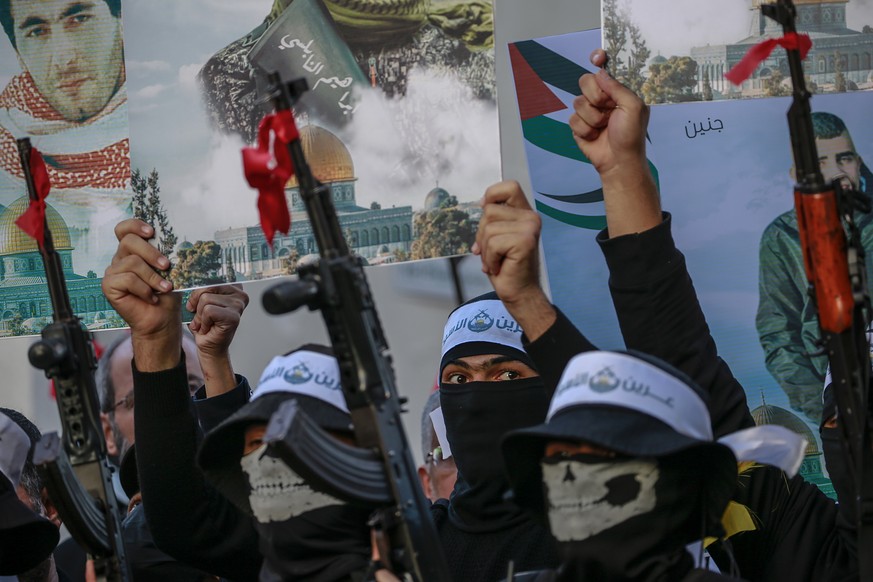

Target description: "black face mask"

left=239, top=445, right=371, bottom=581
left=253, top=505, right=372, bottom=581
left=440, top=377, right=549, bottom=531
left=542, top=453, right=704, bottom=582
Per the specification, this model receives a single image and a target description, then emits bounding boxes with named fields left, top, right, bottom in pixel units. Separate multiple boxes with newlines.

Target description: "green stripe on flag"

left=535, top=200, right=606, bottom=230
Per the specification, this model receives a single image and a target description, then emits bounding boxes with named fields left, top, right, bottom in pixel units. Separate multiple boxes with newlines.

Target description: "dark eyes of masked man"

left=433, top=292, right=563, bottom=581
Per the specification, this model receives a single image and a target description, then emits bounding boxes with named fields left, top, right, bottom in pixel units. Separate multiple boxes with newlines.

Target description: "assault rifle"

left=17, top=138, right=130, bottom=582
left=256, top=74, right=451, bottom=581
left=762, top=0, right=873, bottom=576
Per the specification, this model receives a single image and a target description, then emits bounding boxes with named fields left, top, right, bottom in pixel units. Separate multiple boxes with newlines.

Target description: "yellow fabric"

left=704, top=462, right=760, bottom=547
left=705, top=501, right=757, bottom=547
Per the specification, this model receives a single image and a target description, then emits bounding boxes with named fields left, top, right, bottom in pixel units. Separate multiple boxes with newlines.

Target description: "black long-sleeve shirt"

left=525, top=215, right=855, bottom=581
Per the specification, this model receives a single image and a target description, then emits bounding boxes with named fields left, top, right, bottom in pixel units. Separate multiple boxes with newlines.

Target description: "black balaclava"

left=198, top=346, right=370, bottom=581
left=501, top=350, right=743, bottom=582
left=243, top=445, right=372, bottom=581
left=438, top=292, right=550, bottom=532
left=543, top=451, right=711, bottom=582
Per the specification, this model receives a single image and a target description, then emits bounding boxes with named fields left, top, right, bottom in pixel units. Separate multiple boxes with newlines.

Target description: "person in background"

left=757, top=111, right=873, bottom=423
left=0, top=411, right=60, bottom=579
left=417, top=389, right=457, bottom=502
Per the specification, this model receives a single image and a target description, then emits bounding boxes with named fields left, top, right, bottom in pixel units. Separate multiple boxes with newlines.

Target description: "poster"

left=123, top=0, right=500, bottom=288
left=0, top=0, right=131, bottom=335
left=508, top=27, right=872, bottom=496
left=603, top=0, right=873, bottom=104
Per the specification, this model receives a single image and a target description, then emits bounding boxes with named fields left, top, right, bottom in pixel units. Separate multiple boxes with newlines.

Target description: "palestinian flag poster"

left=508, top=26, right=873, bottom=497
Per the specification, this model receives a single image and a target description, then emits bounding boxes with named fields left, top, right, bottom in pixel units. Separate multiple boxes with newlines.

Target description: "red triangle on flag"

left=509, top=43, right=567, bottom=121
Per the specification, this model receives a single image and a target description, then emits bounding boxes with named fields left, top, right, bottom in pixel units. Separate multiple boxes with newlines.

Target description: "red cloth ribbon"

left=725, top=32, right=812, bottom=85
left=241, top=110, right=299, bottom=247
left=15, top=147, right=51, bottom=245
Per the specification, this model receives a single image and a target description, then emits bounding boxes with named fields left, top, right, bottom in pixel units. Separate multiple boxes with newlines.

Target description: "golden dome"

left=0, top=197, right=73, bottom=255
left=287, top=125, right=355, bottom=188
left=751, top=402, right=820, bottom=456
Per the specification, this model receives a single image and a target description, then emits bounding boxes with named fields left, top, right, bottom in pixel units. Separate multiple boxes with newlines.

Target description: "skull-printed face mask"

left=240, top=443, right=340, bottom=523
left=542, top=455, right=659, bottom=542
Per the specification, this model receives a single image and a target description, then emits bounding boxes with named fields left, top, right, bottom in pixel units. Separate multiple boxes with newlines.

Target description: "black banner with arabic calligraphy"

left=249, top=0, right=368, bottom=128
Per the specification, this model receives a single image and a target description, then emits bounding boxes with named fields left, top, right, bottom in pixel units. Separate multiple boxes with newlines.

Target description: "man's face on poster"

left=10, top=0, right=123, bottom=122
left=815, top=133, right=862, bottom=191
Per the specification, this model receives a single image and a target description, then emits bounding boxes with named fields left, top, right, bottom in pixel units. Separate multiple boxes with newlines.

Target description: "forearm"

left=601, top=159, right=662, bottom=238
left=524, top=307, right=598, bottom=398
left=132, top=327, right=182, bottom=373
left=133, top=360, right=261, bottom=579
left=598, top=215, right=754, bottom=435
left=503, top=288, right=557, bottom=344
left=193, top=377, right=251, bottom=433
left=198, top=352, right=238, bottom=398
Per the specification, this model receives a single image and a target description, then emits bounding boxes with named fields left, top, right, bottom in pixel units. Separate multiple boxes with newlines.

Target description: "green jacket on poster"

left=756, top=176, right=873, bottom=423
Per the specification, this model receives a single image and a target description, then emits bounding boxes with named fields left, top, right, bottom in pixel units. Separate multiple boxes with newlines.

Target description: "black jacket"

left=134, top=363, right=263, bottom=580
left=524, top=215, right=855, bottom=581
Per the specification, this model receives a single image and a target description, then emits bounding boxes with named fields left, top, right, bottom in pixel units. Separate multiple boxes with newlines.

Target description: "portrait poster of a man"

left=0, top=0, right=130, bottom=336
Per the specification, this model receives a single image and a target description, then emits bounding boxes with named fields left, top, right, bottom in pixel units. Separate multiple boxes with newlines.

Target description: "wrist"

left=201, top=355, right=237, bottom=398
left=599, top=157, right=653, bottom=191
left=601, top=161, right=661, bottom=238
left=502, top=288, right=557, bottom=343
left=132, top=329, right=182, bottom=372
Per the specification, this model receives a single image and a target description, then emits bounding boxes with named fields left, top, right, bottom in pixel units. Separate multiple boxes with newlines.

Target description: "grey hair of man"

left=420, top=390, right=442, bottom=460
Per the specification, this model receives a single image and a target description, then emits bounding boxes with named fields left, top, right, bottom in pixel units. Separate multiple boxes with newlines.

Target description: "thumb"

left=593, top=69, right=641, bottom=109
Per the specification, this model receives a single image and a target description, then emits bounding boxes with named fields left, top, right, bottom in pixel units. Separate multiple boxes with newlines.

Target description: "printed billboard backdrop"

left=602, top=0, right=873, bottom=104
left=123, top=0, right=499, bottom=289
left=0, top=0, right=131, bottom=336
left=508, top=27, right=873, bottom=496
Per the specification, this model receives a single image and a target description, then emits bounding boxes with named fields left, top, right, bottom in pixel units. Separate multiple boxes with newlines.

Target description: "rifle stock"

left=259, top=74, right=451, bottom=581
left=264, top=399, right=392, bottom=505
left=16, top=138, right=130, bottom=582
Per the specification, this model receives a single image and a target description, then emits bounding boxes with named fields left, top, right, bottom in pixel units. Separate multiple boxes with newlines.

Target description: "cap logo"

left=284, top=363, right=313, bottom=385
left=440, top=299, right=527, bottom=362
left=467, top=309, right=494, bottom=332
left=548, top=352, right=712, bottom=442
left=254, top=351, right=348, bottom=412
left=557, top=367, right=673, bottom=407
left=589, top=367, right=619, bottom=393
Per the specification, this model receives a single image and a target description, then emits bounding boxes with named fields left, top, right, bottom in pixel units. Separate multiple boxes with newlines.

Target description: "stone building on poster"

left=751, top=396, right=836, bottom=499
left=214, top=124, right=415, bottom=279
left=0, top=198, right=116, bottom=336
left=691, top=0, right=873, bottom=97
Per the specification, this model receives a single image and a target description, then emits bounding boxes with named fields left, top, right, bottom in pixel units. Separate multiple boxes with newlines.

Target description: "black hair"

left=0, top=407, right=41, bottom=449
left=811, top=111, right=850, bottom=141
left=0, top=0, right=121, bottom=49
left=0, top=408, right=43, bottom=506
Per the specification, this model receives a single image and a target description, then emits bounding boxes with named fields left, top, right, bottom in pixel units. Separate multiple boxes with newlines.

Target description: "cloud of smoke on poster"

left=342, top=67, right=500, bottom=210
left=175, top=133, right=259, bottom=242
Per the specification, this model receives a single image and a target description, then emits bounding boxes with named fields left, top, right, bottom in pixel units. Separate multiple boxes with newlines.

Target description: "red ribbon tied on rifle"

left=15, top=147, right=51, bottom=246
left=725, top=32, right=812, bottom=85
left=241, top=109, right=299, bottom=247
